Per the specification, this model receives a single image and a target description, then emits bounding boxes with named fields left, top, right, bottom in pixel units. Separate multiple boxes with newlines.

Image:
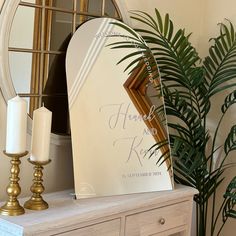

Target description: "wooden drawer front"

left=125, top=201, right=189, bottom=236
left=58, top=219, right=120, bottom=236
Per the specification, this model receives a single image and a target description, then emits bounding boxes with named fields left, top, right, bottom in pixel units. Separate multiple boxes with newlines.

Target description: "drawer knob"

left=159, top=218, right=166, bottom=225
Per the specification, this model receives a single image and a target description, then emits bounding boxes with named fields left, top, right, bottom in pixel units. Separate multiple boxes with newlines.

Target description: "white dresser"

left=0, top=185, right=197, bottom=236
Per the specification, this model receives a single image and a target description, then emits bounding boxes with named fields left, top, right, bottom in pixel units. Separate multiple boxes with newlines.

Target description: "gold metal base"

left=0, top=201, right=25, bottom=216
left=24, top=159, right=51, bottom=211
left=0, top=151, right=28, bottom=216
left=24, top=198, right=48, bottom=211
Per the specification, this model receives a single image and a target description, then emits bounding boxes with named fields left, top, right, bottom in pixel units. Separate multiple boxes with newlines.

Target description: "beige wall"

left=124, top=0, right=204, bottom=51
left=123, top=0, right=236, bottom=235
left=200, top=0, right=236, bottom=57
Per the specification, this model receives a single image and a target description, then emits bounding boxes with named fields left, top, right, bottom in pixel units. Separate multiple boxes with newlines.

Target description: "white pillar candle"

left=6, top=95, right=27, bottom=154
left=30, top=106, right=52, bottom=162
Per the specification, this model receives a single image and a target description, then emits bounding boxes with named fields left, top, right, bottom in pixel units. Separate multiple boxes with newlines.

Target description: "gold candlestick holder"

left=0, top=151, right=28, bottom=216
left=24, top=159, right=51, bottom=210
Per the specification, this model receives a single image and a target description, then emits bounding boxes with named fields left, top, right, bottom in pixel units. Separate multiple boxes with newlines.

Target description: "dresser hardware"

left=159, top=218, right=166, bottom=225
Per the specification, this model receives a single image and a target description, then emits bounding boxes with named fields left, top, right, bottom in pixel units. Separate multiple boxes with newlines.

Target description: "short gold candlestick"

left=24, top=159, right=51, bottom=210
left=0, top=151, right=28, bottom=216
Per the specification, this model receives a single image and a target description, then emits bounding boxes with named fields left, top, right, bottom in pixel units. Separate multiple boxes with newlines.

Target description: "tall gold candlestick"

left=0, top=151, right=28, bottom=216
left=24, top=159, right=51, bottom=210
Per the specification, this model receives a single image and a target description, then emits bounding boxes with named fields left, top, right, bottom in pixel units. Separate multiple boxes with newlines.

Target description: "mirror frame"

left=0, top=0, right=128, bottom=145
left=124, top=63, right=172, bottom=169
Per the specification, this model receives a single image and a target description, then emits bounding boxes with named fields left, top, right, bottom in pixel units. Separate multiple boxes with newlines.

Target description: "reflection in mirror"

left=105, top=0, right=119, bottom=16
left=66, top=18, right=173, bottom=199
left=9, top=5, right=35, bottom=49
left=8, top=0, right=121, bottom=135
left=9, top=52, right=33, bottom=94
left=49, top=11, right=73, bottom=51
left=123, top=60, right=171, bottom=168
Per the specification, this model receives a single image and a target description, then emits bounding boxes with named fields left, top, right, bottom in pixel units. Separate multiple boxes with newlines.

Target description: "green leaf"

left=155, top=9, right=163, bottom=33
left=230, top=21, right=235, bottom=42
left=215, top=37, right=225, bottom=55
left=209, top=83, right=236, bottom=97
left=221, top=90, right=236, bottom=113
left=110, top=22, right=140, bottom=39
left=171, top=29, right=183, bottom=47
left=223, top=177, right=236, bottom=221
left=222, top=23, right=232, bottom=46
left=167, top=20, right=174, bottom=41
left=224, top=125, right=236, bottom=155
left=204, top=21, right=236, bottom=97
left=214, top=45, right=223, bottom=61
left=131, top=10, right=159, bottom=30
left=164, top=13, right=169, bottom=37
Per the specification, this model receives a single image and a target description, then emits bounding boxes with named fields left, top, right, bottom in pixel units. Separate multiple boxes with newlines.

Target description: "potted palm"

left=110, top=9, right=236, bottom=236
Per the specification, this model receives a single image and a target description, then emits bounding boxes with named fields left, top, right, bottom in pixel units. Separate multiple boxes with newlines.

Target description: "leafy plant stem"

left=209, top=113, right=226, bottom=235
left=210, top=113, right=225, bottom=171
left=217, top=220, right=227, bottom=236
left=205, top=113, right=224, bottom=235
left=197, top=201, right=199, bottom=236
left=213, top=198, right=227, bottom=233
left=211, top=152, right=229, bottom=235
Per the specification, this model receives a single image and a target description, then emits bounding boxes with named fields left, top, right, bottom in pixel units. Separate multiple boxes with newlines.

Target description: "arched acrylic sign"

left=66, top=18, right=173, bottom=198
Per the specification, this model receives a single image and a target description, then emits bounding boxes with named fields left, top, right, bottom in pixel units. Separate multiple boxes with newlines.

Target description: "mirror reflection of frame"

left=7, top=0, right=122, bottom=135
left=124, top=62, right=171, bottom=169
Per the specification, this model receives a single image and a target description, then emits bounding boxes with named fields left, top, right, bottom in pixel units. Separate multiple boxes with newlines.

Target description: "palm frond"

left=163, top=87, right=206, bottom=149
left=129, top=10, right=210, bottom=122
left=109, top=10, right=236, bottom=236
left=224, top=125, right=236, bottom=155
left=221, top=90, right=236, bottom=113
left=223, top=177, right=236, bottom=221
left=203, top=21, right=236, bottom=97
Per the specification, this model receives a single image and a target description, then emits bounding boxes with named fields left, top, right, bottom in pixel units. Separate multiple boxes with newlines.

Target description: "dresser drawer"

left=58, top=219, right=120, bottom=236
left=125, top=201, right=189, bottom=236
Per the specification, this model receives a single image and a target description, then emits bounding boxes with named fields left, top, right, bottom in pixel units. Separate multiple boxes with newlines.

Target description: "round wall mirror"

left=5, top=0, right=122, bottom=135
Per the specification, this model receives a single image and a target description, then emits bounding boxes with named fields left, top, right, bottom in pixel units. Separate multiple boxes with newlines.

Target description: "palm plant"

left=109, top=9, right=236, bottom=236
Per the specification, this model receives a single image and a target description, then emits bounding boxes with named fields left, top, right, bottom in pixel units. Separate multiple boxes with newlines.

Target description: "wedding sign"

left=66, top=18, right=173, bottom=198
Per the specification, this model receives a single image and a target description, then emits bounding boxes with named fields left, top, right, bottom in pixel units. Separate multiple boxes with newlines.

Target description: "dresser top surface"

left=0, top=185, right=197, bottom=232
